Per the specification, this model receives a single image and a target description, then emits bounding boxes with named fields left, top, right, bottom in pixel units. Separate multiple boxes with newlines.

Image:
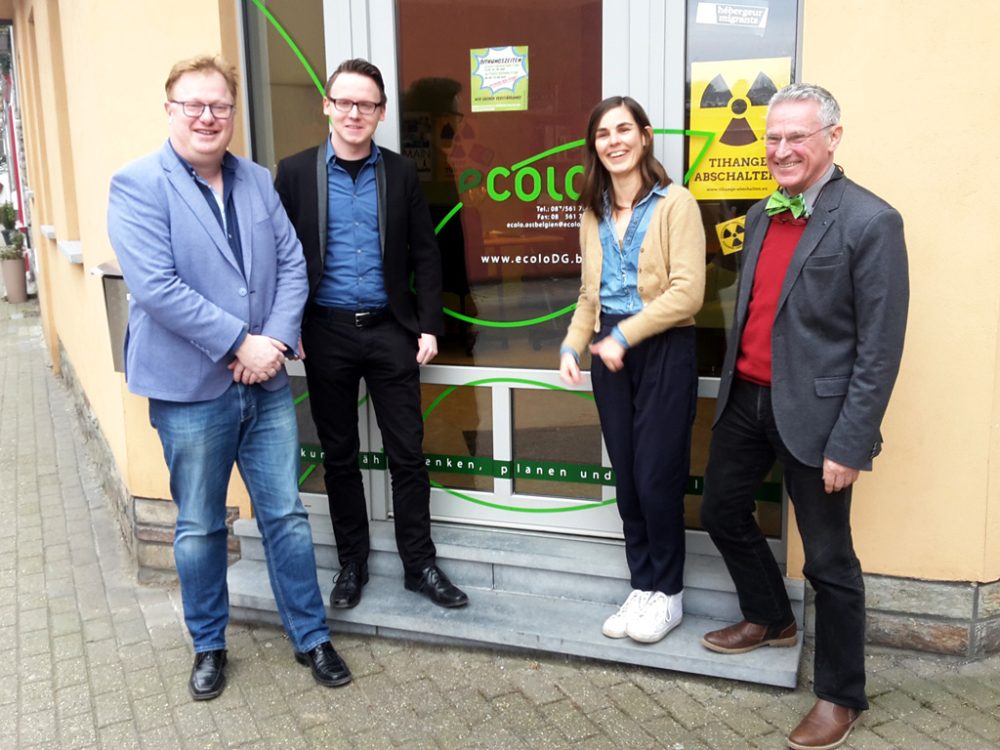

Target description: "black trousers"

left=701, top=377, right=868, bottom=710
left=302, top=312, right=436, bottom=576
left=590, top=319, right=697, bottom=595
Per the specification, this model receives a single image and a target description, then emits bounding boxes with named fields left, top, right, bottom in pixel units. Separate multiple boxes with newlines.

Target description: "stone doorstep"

left=235, top=519, right=803, bottom=624
left=227, top=559, right=805, bottom=689
left=234, top=517, right=805, bottom=602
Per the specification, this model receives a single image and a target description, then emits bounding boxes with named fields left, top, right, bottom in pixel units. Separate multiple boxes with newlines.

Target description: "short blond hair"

left=165, top=55, right=238, bottom=100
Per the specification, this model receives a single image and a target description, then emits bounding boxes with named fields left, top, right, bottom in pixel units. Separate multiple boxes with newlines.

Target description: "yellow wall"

left=784, top=0, right=1000, bottom=583
left=12, top=0, right=250, bottom=512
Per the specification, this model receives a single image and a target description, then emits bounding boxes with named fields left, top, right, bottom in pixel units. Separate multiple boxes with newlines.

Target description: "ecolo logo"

left=458, top=163, right=586, bottom=203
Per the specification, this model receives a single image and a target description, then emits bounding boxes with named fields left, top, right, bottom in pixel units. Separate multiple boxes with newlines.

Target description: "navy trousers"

left=590, top=318, right=697, bottom=595
left=701, top=377, right=868, bottom=710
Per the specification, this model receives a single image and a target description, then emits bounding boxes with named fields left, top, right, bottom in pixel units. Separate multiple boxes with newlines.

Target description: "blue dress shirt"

left=314, top=140, right=389, bottom=309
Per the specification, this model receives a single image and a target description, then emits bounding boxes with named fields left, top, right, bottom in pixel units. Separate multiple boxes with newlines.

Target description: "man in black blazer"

left=699, top=84, right=908, bottom=750
left=275, top=58, right=467, bottom=610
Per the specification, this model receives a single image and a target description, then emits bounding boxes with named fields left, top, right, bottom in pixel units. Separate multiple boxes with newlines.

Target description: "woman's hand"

left=559, top=351, right=582, bottom=385
left=590, top=337, right=626, bottom=372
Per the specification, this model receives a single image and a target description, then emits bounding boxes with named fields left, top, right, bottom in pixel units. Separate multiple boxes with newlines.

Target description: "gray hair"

left=769, top=83, right=841, bottom=127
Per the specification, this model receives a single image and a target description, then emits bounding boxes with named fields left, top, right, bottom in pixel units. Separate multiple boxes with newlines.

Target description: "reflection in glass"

left=421, top=384, right=493, bottom=492
left=397, top=0, right=602, bottom=369
left=292, top=375, right=326, bottom=495
left=243, top=0, right=328, bottom=170
left=512, top=389, right=603, bottom=501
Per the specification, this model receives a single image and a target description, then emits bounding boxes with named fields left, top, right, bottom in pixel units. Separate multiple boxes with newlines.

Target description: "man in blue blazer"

left=699, top=84, right=908, bottom=750
left=107, top=55, right=350, bottom=701
left=275, top=59, right=468, bottom=611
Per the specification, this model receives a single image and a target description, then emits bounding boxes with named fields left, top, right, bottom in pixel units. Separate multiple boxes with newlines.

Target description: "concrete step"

left=234, top=518, right=802, bottom=622
left=229, top=560, right=803, bottom=688
left=229, top=519, right=805, bottom=687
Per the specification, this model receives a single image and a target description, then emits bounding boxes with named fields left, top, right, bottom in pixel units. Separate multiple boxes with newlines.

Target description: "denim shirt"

left=598, top=184, right=668, bottom=347
left=314, top=140, right=388, bottom=309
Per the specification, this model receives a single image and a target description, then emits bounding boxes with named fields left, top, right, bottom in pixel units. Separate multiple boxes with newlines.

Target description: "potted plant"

left=2, top=229, right=27, bottom=303
left=0, top=202, right=16, bottom=245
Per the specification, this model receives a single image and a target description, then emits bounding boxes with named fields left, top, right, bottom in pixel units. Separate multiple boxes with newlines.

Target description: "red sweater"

left=735, top=215, right=809, bottom=385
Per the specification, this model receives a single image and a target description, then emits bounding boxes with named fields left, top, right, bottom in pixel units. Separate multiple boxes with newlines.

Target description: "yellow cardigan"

left=561, top=184, right=706, bottom=357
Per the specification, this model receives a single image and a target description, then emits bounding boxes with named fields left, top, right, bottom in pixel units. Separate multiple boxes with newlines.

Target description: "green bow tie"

left=765, top=191, right=806, bottom=218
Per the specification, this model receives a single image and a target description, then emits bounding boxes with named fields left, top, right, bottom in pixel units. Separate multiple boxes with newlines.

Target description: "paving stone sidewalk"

left=3, top=296, right=1000, bottom=750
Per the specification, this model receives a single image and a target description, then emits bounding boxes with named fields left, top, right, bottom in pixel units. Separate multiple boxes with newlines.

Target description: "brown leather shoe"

left=787, top=699, right=861, bottom=750
left=701, top=619, right=797, bottom=654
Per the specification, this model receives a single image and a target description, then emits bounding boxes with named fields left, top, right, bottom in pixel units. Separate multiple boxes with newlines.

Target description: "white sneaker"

left=602, top=590, right=652, bottom=638
left=626, top=590, right=684, bottom=643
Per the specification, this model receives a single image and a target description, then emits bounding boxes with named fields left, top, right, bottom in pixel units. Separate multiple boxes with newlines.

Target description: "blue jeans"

left=149, top=383, right=330, bottom=654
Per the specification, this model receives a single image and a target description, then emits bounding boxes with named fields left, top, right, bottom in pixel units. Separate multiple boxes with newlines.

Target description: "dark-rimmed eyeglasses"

left=763, top=124, right=834, bottom=148
left=326, top=97, right=381, bottom=115
left=170, top=100, right=236, bottom=120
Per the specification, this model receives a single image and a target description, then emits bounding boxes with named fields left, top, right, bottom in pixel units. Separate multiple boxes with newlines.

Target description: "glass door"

left=391, top=0, right=625, bottom=535
left=241, top=0, right=799, bottom=545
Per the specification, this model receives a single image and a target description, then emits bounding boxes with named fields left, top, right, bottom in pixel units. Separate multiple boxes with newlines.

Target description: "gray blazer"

left=714, top=167, right=909, bottom=470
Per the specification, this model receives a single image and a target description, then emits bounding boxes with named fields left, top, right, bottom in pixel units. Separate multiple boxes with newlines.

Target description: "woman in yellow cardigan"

left=560, top=96, right=706, bottom=643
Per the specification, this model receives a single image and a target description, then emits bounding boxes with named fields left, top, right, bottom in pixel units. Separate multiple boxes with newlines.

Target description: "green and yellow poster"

left=688, top=57, right=791, bottom=200
left=470, top=45, right=529, bottom=113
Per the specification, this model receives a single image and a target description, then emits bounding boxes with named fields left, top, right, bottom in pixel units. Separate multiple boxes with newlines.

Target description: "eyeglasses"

left=327, top=97, right=381, bottom=115
left=170, top=100, right=236, bottom=120
left=764, top=124, right=834, bottom=148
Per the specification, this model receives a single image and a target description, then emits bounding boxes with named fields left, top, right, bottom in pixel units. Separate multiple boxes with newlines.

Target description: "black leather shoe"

left=294, top=641, right=352, bottom=687
left=404, top=565, right=469, bottom=608
left=330, top=561, right=368, bottom=609
left=189, top=649, right=227, bottom=701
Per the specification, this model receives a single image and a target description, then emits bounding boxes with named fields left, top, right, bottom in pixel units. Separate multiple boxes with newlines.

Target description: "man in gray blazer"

left=108, top=55, right=350, bottom=701
left=699, top=84, right=908, bottom=750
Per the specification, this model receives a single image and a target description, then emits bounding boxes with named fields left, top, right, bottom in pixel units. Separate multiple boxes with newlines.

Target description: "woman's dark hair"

left=579, top=96, right=671, bottom=219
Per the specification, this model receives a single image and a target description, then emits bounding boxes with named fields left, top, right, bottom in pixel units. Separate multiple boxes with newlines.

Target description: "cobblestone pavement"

left=4, top=296, right=1000, bottom=749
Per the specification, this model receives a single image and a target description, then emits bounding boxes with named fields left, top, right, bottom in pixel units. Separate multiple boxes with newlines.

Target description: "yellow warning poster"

left=688, top=57, right=791, bottom=200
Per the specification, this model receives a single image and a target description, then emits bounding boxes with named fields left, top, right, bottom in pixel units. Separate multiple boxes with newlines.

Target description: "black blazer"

left=714, top=167, right=909, bottom=470
left=275, top=143, right=445, bottom=337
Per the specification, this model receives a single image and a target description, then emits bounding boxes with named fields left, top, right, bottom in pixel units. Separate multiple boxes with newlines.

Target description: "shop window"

left=242, top=0, right=328, bottom=171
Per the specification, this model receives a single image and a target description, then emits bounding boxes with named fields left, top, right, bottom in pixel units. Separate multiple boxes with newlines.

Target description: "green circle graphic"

left=248, top=0, right=716, bottom=330
left=422, top=377, right=616, bottom=513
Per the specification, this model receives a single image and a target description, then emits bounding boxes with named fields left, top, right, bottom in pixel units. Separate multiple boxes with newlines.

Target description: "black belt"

left=308, top=305, right=389, bottom=328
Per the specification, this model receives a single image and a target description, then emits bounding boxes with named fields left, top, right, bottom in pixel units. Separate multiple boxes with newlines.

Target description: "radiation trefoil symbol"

left=716, top=216, right=747, bottom=255
left=700, top=72, right=778, bottom=146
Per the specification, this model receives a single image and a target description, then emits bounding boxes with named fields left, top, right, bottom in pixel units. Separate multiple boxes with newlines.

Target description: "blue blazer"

left=107, top=141, right=308, bottom=402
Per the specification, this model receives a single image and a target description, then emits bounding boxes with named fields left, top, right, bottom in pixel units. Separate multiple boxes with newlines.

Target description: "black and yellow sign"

left=716, top=215, right=747, bottom=255
left=689, top=57, right=791, bottom=200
